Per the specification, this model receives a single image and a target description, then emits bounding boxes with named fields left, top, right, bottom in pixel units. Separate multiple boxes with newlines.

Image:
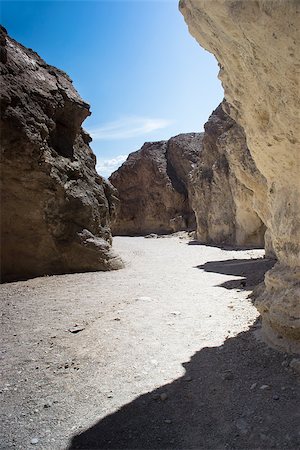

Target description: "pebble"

left=260, top=384, right=271, bottom=390
left=273, top=395, right=280, bottom=400
left=250, top=383, right=257, bottom=390
left=184, top=376, right=192, bottom=382
left=223, top=371, right=234, bottom=381
left=164, top=419, right=172, bottom=424
left=290, top=358, right=300, bottom=374
left=136, top=297, right=152, bottom=302
left=160, top=393, right=168, bottom=401
left=68, top=325, right=85, bottom=334
left=30, top=438, right=39, bottom=445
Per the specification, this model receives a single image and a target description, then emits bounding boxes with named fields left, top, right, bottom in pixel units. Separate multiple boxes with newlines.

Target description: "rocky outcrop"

left=190, top=101, right=267, bottom=248
left=180, top=0, right=300, bottom=352
left=109, top=133, right=203, bottom=235
left=0, top=26, right=123, bottom=282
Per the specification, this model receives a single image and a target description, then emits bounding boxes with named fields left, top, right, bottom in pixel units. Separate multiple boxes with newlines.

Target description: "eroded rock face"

left=0, top=26, right=123, bottom=282
left=180, top=0, right=300, bottom=352
left=190, top=101, right=267, bottom=248
left=109, top=133, right=203, bottom=235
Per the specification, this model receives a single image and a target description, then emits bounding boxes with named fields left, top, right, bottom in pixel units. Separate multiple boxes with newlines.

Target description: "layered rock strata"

left=0, top=26, right=123, bottom=282
left=109, top=133, right=203, bottom=235
left=180, top=0, right=300, bottom=352
left=190, top=101, right=267, bottom=248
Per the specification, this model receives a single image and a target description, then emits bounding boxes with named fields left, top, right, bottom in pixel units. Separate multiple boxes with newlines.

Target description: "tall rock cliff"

left=0, top=26, right=123, bottom=282
left=109, top=133, right=203, bottom=235
left=190, top=101, right=267, bottom=248
left=180, top=0, right=300, bottom=352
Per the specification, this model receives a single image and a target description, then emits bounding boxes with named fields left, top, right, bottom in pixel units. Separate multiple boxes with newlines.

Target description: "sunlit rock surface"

left=0, top=26, right=123, bottom=282
left=180, top=0, right=300, bottom=352
left=190, top=101, right=267, bottom=248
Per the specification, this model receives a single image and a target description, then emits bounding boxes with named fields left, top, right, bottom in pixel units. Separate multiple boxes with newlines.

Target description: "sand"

left=1, top=236, right=299, bottom=449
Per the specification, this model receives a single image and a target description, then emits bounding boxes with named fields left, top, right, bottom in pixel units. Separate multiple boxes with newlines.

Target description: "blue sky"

left=1, top=0, right=223, bottom=176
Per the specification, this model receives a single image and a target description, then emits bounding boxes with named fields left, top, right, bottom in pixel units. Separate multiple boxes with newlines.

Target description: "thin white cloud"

left=96, top=154, right=128, bottom=178
left=88, top=116, right=172, bottom=140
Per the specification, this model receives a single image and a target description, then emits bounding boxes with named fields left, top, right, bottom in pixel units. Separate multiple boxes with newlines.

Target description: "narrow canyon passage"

left=1, top=237, right=299, bottom=450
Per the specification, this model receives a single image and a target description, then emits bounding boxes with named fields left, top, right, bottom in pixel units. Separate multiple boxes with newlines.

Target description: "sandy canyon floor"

left=1, top=236, right=299, bottom=450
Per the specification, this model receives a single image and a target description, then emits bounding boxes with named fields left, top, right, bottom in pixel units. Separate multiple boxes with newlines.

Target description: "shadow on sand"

left=196, top=257, right=276, bottom=292
left=187, top=240, right=264, bottom=252
left=68, top=322, right=299, bottom=450
left=68, top=256, right=297, bottom=450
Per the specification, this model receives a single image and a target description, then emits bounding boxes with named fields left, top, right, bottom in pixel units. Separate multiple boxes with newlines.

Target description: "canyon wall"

left=180, top=0, right=300, bottom=352
left=0, top=26, right=123, bottom=282
left=190, top=101, right=267, bottom=248
left=109, top=133, right=203, bottom=235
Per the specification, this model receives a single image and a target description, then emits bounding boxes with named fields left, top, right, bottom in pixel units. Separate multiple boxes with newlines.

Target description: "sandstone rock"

left=190, top=101, right=267, bottom=248
left=109, top=134, right=203, bottom=235
left=180, top=0, right=300, bottom=352
left=0, top=26, right=123, bottom=282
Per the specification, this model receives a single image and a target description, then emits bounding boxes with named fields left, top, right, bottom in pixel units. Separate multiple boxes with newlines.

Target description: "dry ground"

left=1, top=236, right=299, bottom=450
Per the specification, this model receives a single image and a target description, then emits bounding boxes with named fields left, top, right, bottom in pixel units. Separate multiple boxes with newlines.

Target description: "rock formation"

left=180, top=0, right=300, bottom=352
left=109, top=133, right=203, bottom=235
left=190, top=101, right=267, bottom=248
left=0, top=26, right=123, bottom=282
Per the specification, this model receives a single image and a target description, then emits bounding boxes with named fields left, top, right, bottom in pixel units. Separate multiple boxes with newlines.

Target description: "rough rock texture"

left=0, top=26, right=123, bottom=282
left=109, top=133, right=203, bottom=235
left=190, top=101, right=267, bottom=248
left=180, top=0, right=300, bottom=352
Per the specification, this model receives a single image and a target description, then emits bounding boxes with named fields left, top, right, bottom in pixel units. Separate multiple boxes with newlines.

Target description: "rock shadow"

left=196, top=258, right=276, bottom=292
left=68, top=323, right=299, bottom=450
left=187, top=240, right=263, bottom=251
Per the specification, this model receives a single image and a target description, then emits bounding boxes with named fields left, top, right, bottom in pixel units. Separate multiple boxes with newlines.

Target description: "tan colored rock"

left=190, top=101, right=267, bottom=248
left=0, top=26, right=123, bottom=282
left=180, top=0, right=300, bottom=352
left=109, top=134, right=203, bottom=235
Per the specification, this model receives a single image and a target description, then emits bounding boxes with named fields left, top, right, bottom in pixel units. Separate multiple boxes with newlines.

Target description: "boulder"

left=0, top=26, right=123, bottom=282
left=180, top=0, right=300, bottom=352
left=109, top=133, right=203, bottom=235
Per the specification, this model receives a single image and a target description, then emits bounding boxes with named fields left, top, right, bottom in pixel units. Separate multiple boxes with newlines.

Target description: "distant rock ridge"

left=109, top=133, right=203, bottom=235
left=0, top=26, right=123, bottom=282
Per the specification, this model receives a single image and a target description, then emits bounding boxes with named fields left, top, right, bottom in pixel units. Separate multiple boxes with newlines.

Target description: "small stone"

left=260, top=384, right=271, bottom=390
left=170, top=311, right=181, bottom=316
left=250, top=383, right=257, bottom=390
left=136, top=297, right=152, bottom=302
left=68, top=325, right=85, bottom=334
left=43, top=402, right=51, bottom=408
left=107, top=394, right=113, bottom=399
left=290, top=358, right=300, bottom=374
left=164, top=419, right=172, bottom=424
left=273, top=395, right=280, bottom=400
left=160, top=393, right=168, bottom=401
left=223, top=371, right=234, bottom=381
left=184, top=376, right=192, bottom=382
left=30, top=438, right=39, bottom=445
